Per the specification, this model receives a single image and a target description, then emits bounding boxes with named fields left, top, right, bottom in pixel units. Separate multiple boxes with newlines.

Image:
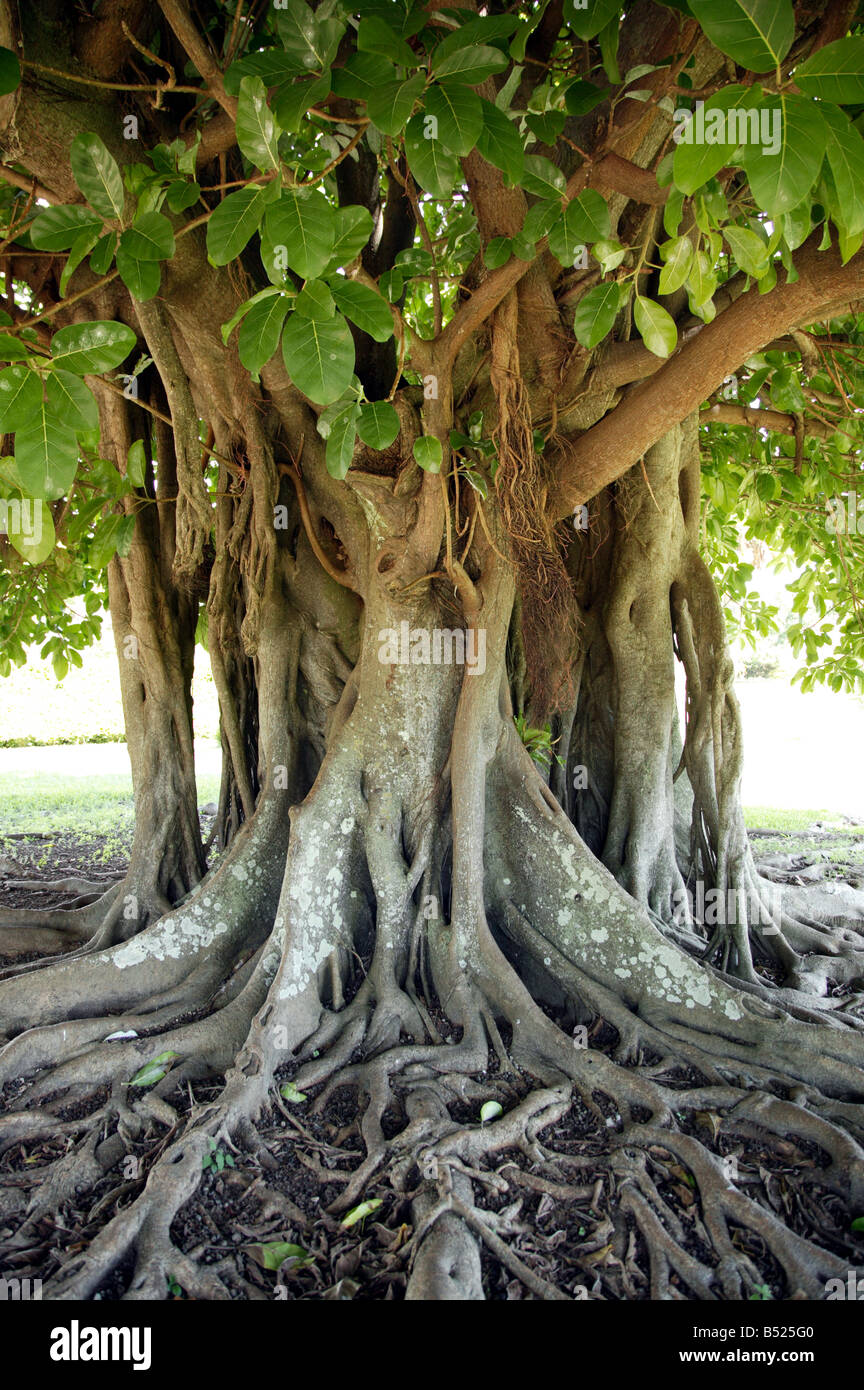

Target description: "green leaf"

left=331, top=51, right=395, bottom=101
left=484, top=236, right=512, bottom=269
left=264, top=190, right=335, bottom=280
left=166, top=179, right=200, bottom=213
left=90, top=232, right=117, bottom=275
left=272, top=72, right=331, bottom=132
left=281, top=310, right=355, bottom=405
left=327, top=206, right=375, bottom=269
left=60, top=228, right=102, bottom=296
left=129, top=1050, right=180, bottom=1088
left=357, top=400, right=400, bottom=450
left=0, top=46, right=21, bottom=95
left=295, top=279, right=335, bottom=318
left=118, top=211, right=174, bottom=261
left=424, top=83, right=483, bottom=158
left=480, top=1100, right=503, bottom=1122
left=593, top=238, right=627, bottom=272
left=238, top=292, right=290, bottom=375
left=236, top=76, right=282, bottom=171
left=688, top=0, right=794, bottom=72
left=29, top=205, right=104, bottom=253
left=340, top=1198, right=383, bottom=1229
left=248, top=1241, right=312, bottom=1272
left=633, top=296, right=677, bottom=358
left=476, top=100, right=524, bottom=183
left=413, top=435, right=443, bottom=472
left=279, top=1081, right=308, bottom=1104
left=15, top=401, right=78, bottom=499
left=795, top=37, right=864, bottom=105
left=116, top=245, right=161, bottom=301
left=723, top=225, right=769, bottom=278
left=50, top=321, right=136, bottom=375
left=770, top=364, right=805, bottom=412
left=521, top=155, right=565, bottom=200
left=556, top=190, right=611, bottom=251
left=564, top=79, right=610, bottom=117
left=821, top=105, right=864, bottom=238
left=432, top=44, right=508, bottom=87
left=851, top=1216, right=864, bottom=1233
left=70, top=132, right=125, bottom=221
left=0, top=334, right=32, bottom=362
left=658, top=235, right=694, bottom=293
left=7, top=498, right=54, bottom=565
left=206, top=185, right=268, bottom=266
left=572, top=281, right=621, bottom=349
left=366, top=74, right=425, bottom=137
left=405, top=113, right=462, bottom=197
left=221, top=286, right=281, bottom=344
left=564, top=0, right=622, bottom=40
left=672, top=86, right=761, bottom=195
left=126, top=438, right=147, bottom=487
left=45, top=371, right=99, bottom=434
left=275, top=0, right=344, bottom=73
left=0, top=366, right=42, bottom=431
left=357, top=15, right=415, bottom=66
left=379, top=267, right=404, bottom=301
left=319, top=400, right=360, bottom=479
left=740, top=94, right=826, bottom=217
left=330, top=279, right=393, bottom=343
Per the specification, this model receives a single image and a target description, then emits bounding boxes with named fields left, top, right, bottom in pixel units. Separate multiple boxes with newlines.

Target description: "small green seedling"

left=748, top=1284, right=772, bottom=1301
left=480, top=1100, right=503, bottom=1123
left=128, top=1051, right=180, bottom=1088
left=280, top=1081, right=307, bottom=1104
left=202, top=1137, right=236, bottom=1174
left=247, top=1240, right=312, bottom=1272
left=514, top=715, right=565, bottom=770
left=341, top=1198, right=383, bottom=1230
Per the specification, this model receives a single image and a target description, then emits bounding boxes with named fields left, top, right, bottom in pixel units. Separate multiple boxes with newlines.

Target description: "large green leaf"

left=275, top=0, right=344, bottom=73
left=330, top=279, right=393, bottom=343
left=206, top=185, right=268, bottom=266
left=6, top=498, right=54, bottom=564
left=550, top=191, right=611, bottom=261
left=70, top=133, right=125, bottom=221
left=319, top=400, right=360, bottom=479
left=119, top=212, right=175, bottom=261
left=821, top=104, right=864, bottom=237
left=795, top=37, right=864, bottom=105
left=432, top=44, right=508, bottom=86
left=564, top=0, right=622, bottom=40
left=50, top=321, right=136, bottom=375
left=423, top=83, right=483, bottom=158
left=327, top=206, right=375, bottom=268
left=412, top=436, right=443, bottom=473
left=0, top=367, right=42, bottom=431
left=29, top=205, right=104, bottom=253
left=521, top=156, right=566, bottom=200
left=0, top=46, right=20, bottom=96
left=60, top=228, right=102, bottom=296
left=365, top=74, right=425, bottom=138
left=116, top=244, right=161, bottom=301
left=15, top=400, right=78, bottom=498
left=634, top=296, right=677, bottom=358
left=688, top=0, right=794, bottom=72
left=264, top=191, right=335, bottom=280
left=357, top=400, right=400, bottom=450
left=740, top=93, right=826, bottom=216
left=658, top=235, right=694, bottom=293
left=357, top=15, right=415, bottom=66
left=405, top=113, right=462, bottom=197
left=572, top=281, right=621, bottom=349
left=475, top=101, right=524, bottom=183
left=272, top=73, right=330, bottom=132
left=45, top=371, right=99, bottom=434
left=236, top=76, right=282, bottom=171
left=723, top=225, right=769, bottom=278
left=238, top=292, right=290, bottom=375
left=672, top=86, right=761, bottom=194
left=281, top=310, right=355, bottom=405
left=331, top=52, right=395, bottom=101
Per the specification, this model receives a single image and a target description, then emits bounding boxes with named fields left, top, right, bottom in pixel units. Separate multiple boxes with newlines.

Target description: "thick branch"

left=700, top=402, right=838, bottom=441
left=551, top=237, right=864, bottom=516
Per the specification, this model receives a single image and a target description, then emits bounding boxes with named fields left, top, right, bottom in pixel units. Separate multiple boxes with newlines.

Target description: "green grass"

left=0, top=771, right=222, bottom=864
left=743, top=806, right=860, bottom=832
